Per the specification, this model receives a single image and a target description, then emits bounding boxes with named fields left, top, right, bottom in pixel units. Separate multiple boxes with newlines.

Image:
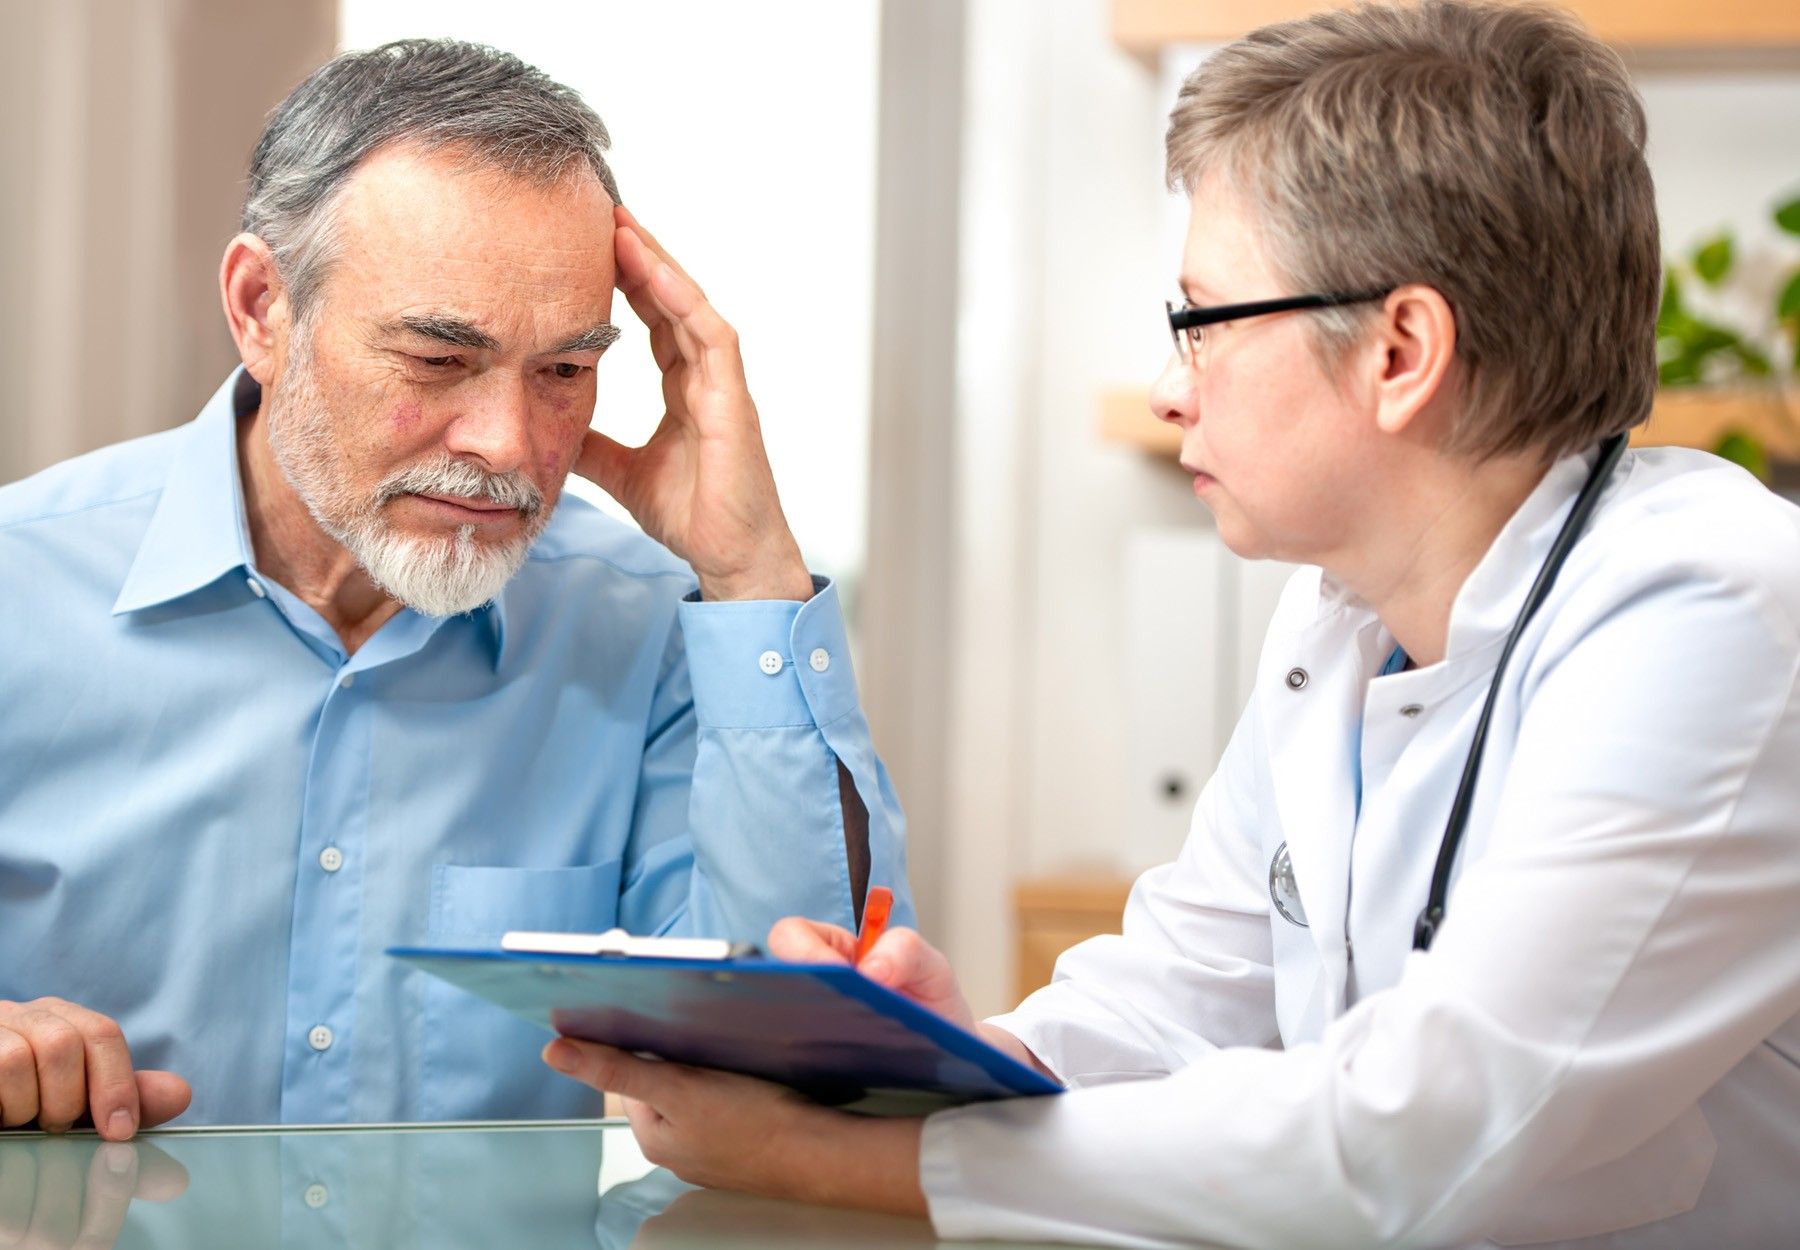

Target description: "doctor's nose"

left=1149, top=353, right=1197, bottom=429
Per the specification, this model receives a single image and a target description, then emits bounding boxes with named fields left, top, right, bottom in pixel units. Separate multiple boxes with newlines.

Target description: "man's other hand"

left=0, top=999, right=190, bottom=1139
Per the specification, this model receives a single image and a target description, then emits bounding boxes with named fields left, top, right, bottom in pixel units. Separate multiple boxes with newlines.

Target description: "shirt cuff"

left=677, top=576, right=861, bottom=730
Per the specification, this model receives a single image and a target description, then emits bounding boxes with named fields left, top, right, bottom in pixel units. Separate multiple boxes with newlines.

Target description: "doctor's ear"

left=1368, top=284, right=1458, bottom=439
left=219, top=233, right=293, bottom=389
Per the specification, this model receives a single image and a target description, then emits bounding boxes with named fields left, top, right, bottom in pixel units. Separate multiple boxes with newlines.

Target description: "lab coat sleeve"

left=987, top=709, right=1281, bottom=1083
left=922, top=548, right=1800, bottom=1248
left=614, top=578, right=913, bottom=945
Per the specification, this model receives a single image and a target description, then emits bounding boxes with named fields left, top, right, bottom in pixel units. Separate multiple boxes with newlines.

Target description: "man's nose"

left=1148, top=353, right=1196, bottom=428
left=440, top=373, right=532, bottom=475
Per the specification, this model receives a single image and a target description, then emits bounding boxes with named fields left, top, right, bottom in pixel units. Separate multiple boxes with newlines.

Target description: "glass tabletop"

left=0, top=1120, right=1056, bottom=1248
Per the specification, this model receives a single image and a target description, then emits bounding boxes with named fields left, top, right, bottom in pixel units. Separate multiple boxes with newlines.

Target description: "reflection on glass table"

left=0, top=1121, right=1073, bottom=1249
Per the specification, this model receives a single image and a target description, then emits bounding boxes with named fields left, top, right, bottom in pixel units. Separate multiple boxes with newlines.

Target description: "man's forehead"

left=331, top=143, right=615, bottom=275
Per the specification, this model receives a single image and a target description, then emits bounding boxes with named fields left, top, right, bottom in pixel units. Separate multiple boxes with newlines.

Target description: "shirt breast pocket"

left=419, top=861, right=624, bottom=1121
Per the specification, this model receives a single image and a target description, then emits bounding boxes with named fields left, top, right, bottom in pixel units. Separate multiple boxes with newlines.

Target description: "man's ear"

left=1370, top=283, right=1457, bottom=439
left=219, top=234, right=290, bottom=388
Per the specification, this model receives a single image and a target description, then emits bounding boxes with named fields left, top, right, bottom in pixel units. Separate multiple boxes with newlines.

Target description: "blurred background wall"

left=5, top=0, right=1798, bottom=1017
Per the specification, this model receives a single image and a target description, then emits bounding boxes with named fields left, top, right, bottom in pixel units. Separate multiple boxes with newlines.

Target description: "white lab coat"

left=921, top=447, right=1800, bottom=1249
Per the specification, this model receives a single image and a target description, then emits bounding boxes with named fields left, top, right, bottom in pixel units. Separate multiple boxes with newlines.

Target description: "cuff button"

left=808, top=648, right=831, bottom=673
left=758, top=650, right=784, bottom=676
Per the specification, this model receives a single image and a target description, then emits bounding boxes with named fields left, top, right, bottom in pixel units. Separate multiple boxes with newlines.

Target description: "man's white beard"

left=265, top=341, right=551, bottom=618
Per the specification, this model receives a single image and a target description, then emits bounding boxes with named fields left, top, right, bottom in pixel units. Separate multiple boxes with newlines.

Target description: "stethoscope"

left=1267, top=434, right=1629, bottom=951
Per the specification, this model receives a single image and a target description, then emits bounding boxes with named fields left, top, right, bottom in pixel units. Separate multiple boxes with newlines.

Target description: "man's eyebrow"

left=547, top=322, right=621, bottom=354
left=390, top=314, right=502, bottom=353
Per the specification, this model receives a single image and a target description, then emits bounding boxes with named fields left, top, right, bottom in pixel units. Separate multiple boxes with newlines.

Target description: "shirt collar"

left=112, top=370, right=261, bottom=616
left=111, top=366, right=510, bottom=670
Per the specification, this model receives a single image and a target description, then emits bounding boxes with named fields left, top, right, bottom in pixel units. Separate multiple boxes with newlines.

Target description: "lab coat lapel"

left=1261, top=606, right=1377, bottom=1002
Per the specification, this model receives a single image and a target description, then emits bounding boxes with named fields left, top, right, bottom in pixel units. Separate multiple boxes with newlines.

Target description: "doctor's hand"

left=0, top=1136, right=189, bottom=1250
left=767, top=918, right=977, bottom=1033
left=541, top=1039, right=927, bottom=1218
left=0, top=999, right=191, bottom=1140
left=574, top=205, right=813, bottom=604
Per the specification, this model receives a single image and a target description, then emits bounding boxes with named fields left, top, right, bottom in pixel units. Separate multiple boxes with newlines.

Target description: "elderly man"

left=0, top=39, right=909, bottom=1135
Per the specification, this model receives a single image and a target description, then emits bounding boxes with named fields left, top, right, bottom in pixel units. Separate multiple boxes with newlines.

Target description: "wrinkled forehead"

left=320, top=142, right=616, bottom=326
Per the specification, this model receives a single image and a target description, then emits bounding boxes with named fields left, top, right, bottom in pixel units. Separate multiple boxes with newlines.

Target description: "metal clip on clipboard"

left=500, top=928, right=761, bottom=960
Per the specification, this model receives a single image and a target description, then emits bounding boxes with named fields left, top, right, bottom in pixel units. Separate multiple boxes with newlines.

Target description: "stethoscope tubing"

left=1412, top=433, right=1630, bottom=952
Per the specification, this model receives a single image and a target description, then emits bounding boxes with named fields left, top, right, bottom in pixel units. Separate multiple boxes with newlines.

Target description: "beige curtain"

left=0, top=0, right=335, bottom=485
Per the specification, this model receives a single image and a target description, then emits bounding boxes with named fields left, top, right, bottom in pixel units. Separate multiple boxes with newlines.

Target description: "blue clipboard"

left=389, top=942, right=1063, bottom=1116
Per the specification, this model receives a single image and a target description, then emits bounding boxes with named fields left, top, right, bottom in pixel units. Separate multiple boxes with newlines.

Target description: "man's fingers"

left=49, top=1004, right=139, bottom=1142
left=133, top=1071, right=190, bottom=1131
left=616, top=227, right=745, bottom=390
left=12, top=1007, right=87, bottom=1132
left=767, top=917, right=855, bottom=965
left=0, top=1025, right=40, bottom=1128
left=612, top=205, right=701, bottom=293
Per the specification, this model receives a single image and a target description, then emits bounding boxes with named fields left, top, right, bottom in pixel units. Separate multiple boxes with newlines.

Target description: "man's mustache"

left=375, top=456, right=544, bottom=515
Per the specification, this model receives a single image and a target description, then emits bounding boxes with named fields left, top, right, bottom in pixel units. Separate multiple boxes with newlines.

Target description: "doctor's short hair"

left=1165, top=0, right=1659, bottom=463
left=242, top=38, right=622, bottom=325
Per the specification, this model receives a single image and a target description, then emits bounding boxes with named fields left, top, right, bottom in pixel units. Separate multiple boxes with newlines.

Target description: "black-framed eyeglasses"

left=1165, top=290, right=1390, bottom=365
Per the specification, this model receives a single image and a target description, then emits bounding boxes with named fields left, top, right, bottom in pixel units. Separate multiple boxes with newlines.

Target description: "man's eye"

left=414, top=355, right=458, bottom=369
left=551, top=362, right=588, bottom=380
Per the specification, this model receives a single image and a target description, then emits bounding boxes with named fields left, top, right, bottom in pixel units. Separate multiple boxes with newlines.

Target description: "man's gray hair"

left=242, top=38, right=622, bottom=321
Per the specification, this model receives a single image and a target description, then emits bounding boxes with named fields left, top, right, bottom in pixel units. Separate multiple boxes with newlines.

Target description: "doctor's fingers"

left=766, top=917, right=857, bottom=965
left=0, top=1001, right=138, bottom=1138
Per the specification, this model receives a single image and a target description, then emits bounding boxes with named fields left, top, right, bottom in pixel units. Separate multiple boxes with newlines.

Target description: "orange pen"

left=852, top=885, right=894, bottom=967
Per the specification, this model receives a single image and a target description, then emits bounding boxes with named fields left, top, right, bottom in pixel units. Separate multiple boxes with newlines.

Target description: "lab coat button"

left=246, top=577, right=266, bottom=599
left=1284, top=667, right=1309, bottom=691
left=319, top=846, right=344, bottom=873
left=758, top=650, right=784, bottom=676
left=1400, top=703, right=1424, bottom=718
left=304, top=1183, right=329, bottom=1209
left=338, top=673, right=354, bottom=690
left=308, top=1025, right=334, bottom=1052
left=808, top=648, right=830, bottom=673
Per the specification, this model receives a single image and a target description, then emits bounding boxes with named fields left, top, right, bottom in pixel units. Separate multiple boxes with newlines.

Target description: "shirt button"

left=338, top=673, right=355, bottom=690
left=758, top=650, right=784, bottom=676
left=246, top=577, right=266, bottom=599
left=808, top=648, right=831, bottom=673
left=303, top=1183, right=330, bottom=1209
left=1285, top=667, right=1309, bottom=691
left=319, top=846, right=344, bottom=873
left=1400, top=703, right=1424, bottom=718
left=308, top=1025, right=334, bottom=1052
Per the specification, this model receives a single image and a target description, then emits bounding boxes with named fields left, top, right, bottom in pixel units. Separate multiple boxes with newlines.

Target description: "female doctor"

left=544, top=2, right=1800, bottom=1245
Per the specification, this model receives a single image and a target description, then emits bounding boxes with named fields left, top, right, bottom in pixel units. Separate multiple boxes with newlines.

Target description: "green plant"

left=1656, top=188, right=1800, bottom=478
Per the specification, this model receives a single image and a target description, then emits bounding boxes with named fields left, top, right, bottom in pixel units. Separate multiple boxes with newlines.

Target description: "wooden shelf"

left=1100, top=385, right=1800, bottom=462
left=1014, top=875, right=1135, bottom=1007
left=1113, top=0, right=1800, bottom=57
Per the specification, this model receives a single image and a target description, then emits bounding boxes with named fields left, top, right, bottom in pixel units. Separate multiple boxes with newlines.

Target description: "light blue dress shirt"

left=0, top=370, right=912, bottom=1126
